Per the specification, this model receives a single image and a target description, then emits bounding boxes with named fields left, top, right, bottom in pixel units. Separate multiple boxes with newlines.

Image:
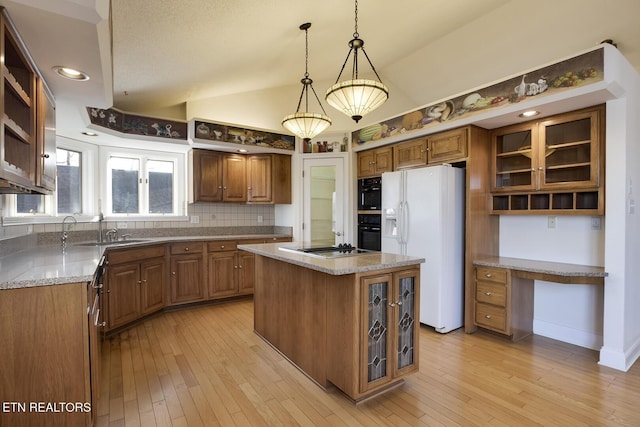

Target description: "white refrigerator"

left=381, top=164, right=465, bottom=333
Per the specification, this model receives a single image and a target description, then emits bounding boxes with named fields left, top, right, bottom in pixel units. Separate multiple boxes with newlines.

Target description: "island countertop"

left=237, top=242, right=425, bottom=275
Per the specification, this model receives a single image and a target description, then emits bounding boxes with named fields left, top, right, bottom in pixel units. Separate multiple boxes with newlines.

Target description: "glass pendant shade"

left=282, top=112, right=331, bottom=139
left=281, top=23, right=331, bottom=140
left=326, top=0, right=388, bottom=123
left=325, top=79, right=388, bottom=123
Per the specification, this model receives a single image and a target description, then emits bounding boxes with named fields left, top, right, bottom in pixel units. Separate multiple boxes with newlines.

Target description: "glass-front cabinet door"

left=492, top=106, right=602, bottom=193
left=492, top=122, right=538, bottom=192
left=539, top=108, right=601, bottom=189
left=360, top=268, right=419, bottom=394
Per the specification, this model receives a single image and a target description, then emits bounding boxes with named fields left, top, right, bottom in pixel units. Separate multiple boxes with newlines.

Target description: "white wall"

left=499, top=216, right=605, bottom=349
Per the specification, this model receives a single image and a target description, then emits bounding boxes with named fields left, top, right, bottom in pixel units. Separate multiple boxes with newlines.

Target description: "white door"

left=302, top=157, right=346, bottom=246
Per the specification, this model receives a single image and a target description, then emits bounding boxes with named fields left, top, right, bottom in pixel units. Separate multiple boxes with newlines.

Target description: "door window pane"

left=56, top=148, right=82, bottom=214
left=111, top=157, right=139, bottom=213
left=148, top=160, right=174, bottom=214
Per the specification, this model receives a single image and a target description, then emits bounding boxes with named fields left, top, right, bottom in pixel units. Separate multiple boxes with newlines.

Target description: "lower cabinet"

left=207, top=239, right=267, bottom=298
left=474, top=265, right=533, bottom=341
left=105, top=245, right=167, bottom=331
left=0, top=283, right=93, bottom=426
left=169, top=242, right=206, bottom=305
left=359, top=269, right=420, bottom=394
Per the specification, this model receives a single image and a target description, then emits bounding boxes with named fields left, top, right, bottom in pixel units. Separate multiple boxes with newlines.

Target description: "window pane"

left=111, top=157, right=139, bottom=213
left=17, top=194, right=44, bottom=214
left=148, top=160, right=174, bottom=214
left=56, top=148, right=82, bottom=214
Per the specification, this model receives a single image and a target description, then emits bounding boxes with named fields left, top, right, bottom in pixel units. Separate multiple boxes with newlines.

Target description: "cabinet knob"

left=42, top=154, right=50, bottom=158
left=99, top=321, right=106, bottom=327
left=172, top=272, right=176, bottom=275
left=388, top=302, right=396, bottom=307
left=238, top=265, right=243, bottom=269
left=142, top=279, right=147, bottom=283
left=234, top=265, right=238, bottom=269
left=184, top=247, right=189, bottom=251
left=218, top=186, right=223, bottom=189
left=220, top=245, right=225, bottom=249
left=485, top=315, right=492, bottom=319
left=539, top=167, right=543, bottom=171
left=484, top=291, right=492, bottom=296
left=137, top=280, right=142, bottom=284
left=396, top=301, right=403, bottom=306
left=485, top=273, right=492, bottom=278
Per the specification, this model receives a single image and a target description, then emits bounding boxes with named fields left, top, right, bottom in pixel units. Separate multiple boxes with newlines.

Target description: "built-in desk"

left=472, top=257, right=607, bottom=341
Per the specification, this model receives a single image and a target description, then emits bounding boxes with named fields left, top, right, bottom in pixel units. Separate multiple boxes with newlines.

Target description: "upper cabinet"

left=247, top=153, right=291, bottom=204
left=393, top=127, right=469, bottom=170
left=190, top=149, right=291, bottom=204
left=357, top=146, right=393, bottom=178
left=0, top=8, right=55, bottom=194
left=490, top=105, right=604, bottom=214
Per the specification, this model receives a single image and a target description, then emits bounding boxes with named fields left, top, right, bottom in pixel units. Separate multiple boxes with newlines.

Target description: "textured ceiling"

left=1, top=0, right=640, bottom=138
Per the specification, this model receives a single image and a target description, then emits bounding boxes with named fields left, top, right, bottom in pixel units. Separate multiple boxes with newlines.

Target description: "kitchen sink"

left=74, top=239, right=150, bottom=246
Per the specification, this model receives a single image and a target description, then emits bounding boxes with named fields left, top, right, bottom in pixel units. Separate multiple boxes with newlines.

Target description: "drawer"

left=475, top=266, right=508, bottom=284
left=476, top=282, right=507, bottom=307
left=207, top=241, right=237, bottom=252
left=170, top=242, right=204, bottom=254
left=107, top=244, right=166, bottom=264
left=475, top=303, right=507, bottom=333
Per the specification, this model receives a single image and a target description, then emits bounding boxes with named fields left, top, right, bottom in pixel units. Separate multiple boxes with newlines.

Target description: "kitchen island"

left=237, top=242, right=424, bottom=402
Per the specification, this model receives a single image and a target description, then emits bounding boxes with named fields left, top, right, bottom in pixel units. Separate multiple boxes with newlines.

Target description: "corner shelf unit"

left=491, top=189, right=603, bottom=215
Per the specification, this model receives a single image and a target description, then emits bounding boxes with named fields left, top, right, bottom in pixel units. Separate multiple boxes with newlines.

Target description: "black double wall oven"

left=357, top=177, right=382, bottom=251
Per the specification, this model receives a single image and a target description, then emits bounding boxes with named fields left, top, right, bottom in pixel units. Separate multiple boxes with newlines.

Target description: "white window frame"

left=100, top=145, right=187, bottom=220
left=2, top=138, right=99, bottom=225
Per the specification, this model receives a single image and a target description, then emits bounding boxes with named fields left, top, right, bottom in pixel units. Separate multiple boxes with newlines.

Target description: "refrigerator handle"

left=396, top=202, right=404, bottom=244
left=403, top=200, right=410, bottom=246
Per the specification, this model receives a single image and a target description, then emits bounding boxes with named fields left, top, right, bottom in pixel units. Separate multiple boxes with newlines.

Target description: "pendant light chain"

left=353, top=0, right=359, bottom=38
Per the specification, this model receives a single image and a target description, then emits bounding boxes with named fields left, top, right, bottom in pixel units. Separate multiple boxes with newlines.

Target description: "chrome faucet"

left=105, top=228, right=119, bottom=242
left=61, top=215, right=77, bottom=247
left=97, top=212, right=104, bottom=243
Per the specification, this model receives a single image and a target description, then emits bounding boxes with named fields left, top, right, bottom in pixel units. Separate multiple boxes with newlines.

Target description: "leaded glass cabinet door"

left=360, top=274, right=393, bottom=393
left=392, top=269, right=420, bottom=378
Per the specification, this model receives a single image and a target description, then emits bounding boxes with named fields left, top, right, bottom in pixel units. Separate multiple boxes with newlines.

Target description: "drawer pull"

left=184, top=247, right=189, bottom=251
left=485, top=273, right=492, bottom=278
left=221, top=245, right=225, bottom=249
left=485, top=315, right=492, bottom=319
left=484, top=291, right=492, bottom=296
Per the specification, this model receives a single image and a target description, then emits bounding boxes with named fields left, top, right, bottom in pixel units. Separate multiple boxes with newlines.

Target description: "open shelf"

left=490, top=189, right=602, bottom=215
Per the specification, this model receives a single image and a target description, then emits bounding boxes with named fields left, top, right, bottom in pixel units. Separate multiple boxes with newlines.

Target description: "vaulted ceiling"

left=2, top=0, right=640, bottom=142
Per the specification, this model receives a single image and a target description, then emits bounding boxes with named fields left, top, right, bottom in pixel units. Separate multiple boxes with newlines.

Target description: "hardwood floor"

left=97, top=298, right=640, bottom=426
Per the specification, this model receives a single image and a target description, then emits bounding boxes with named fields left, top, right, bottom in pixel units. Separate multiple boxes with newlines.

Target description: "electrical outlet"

left=116, top=222, right=128, bottom=229
left=591, top=217, right=601, bottom=230
left=548, top=216, right=556, bottom=229
left=190, top=215, right=200, bottom=224
left=257, top=215, right=264, bottom=223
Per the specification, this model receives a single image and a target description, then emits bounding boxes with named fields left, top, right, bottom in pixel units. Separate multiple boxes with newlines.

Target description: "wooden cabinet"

left=427, top=127, right=468, bottom=164
left=190, top=149, right=246, bottom=202
left=0, top=283, right=92, bottom=426
left=34, top=78, right=56, bottom=192
left=0, top=9, right=37, bottom=192
left=191, top=149, right=291, bottom=204
left=357, top=146, right=392, bottom=178
left=473, top=266, right=533, bottom=341
left=169, top=242, right=206, bottom=304
left=490, top=105, right=604, bottom=214
left=393, top=128, right=468, bottom=170
left=247, top=153, right=292, bottom=204
left=393, top=138, right=427, bottom=169
left=104, top=244, right=167, bottom=330
left=358, top=268, right=420, bottom=394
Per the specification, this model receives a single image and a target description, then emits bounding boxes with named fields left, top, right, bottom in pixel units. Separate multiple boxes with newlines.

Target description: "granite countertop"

left=238, top=242, right=425, bottom=276
left=0, top=234, right=290, bottom=290
left=473, top=256, right=607, bottom=278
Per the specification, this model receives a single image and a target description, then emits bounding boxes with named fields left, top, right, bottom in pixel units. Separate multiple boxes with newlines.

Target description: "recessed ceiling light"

left=53, top=66, right=90, bottom=81
left=82, top=131, right=98, bottom=136
left=519, top=110, right=540, bottom=118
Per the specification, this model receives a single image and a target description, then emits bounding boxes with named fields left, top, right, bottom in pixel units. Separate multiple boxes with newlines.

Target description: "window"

left=15, top=147, right=82, bottom=215
left=104, top=149, right=182, bottom=216
left=56, top=147, right=82, bottom=214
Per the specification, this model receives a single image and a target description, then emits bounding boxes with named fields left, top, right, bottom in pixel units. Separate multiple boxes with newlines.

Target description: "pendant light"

left=281, top=23, right=332, bottom=140
left=325, top=0, right=389, bottom=123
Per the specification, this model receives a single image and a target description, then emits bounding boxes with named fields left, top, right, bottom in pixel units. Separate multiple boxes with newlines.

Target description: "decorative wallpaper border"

left=193, top=120, right=295, bottom=151
left=87, top=107, right=188, bottom=140
left=352, top=48, right=605, bottom=145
